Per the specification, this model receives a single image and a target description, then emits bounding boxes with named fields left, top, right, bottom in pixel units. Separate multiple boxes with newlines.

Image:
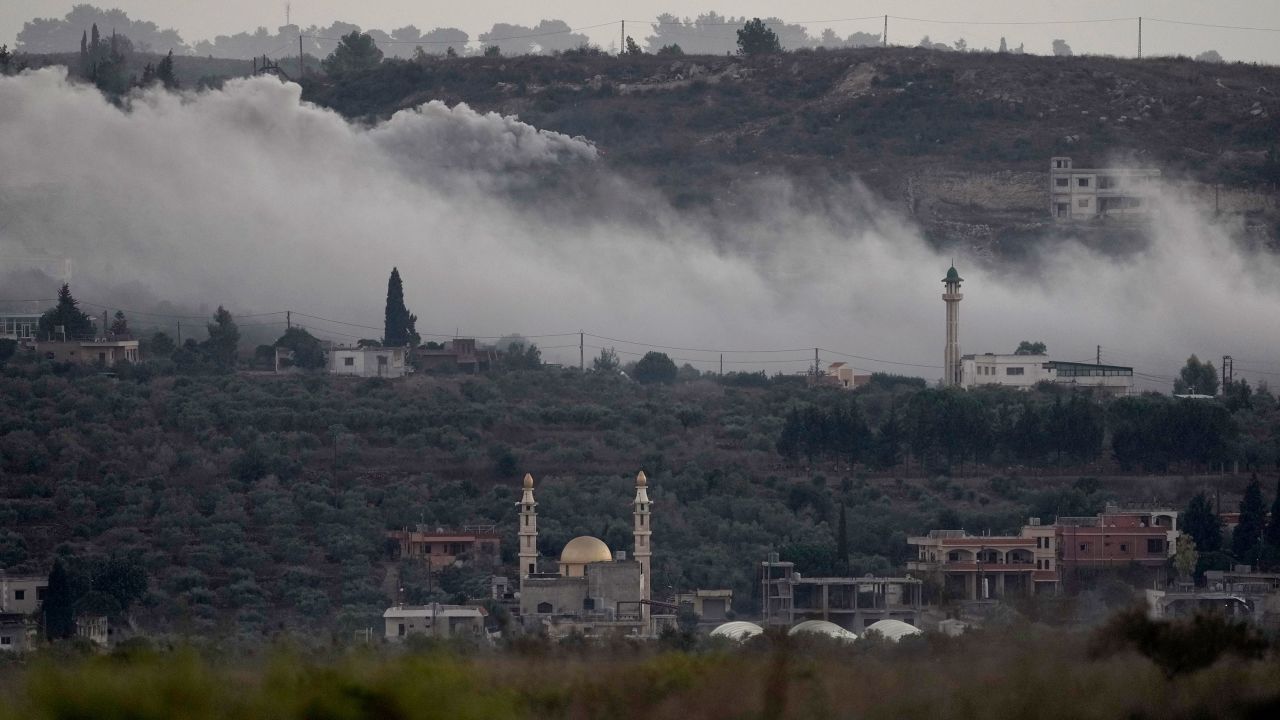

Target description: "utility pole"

left=299, top=33, right=304, bottom=80
left=621, top=21, right=625, bottom=56
left=579, top=330, right=584, bottom=371
left=883, top=15, right=888, bottom=47
left=1137, top=17, right=1142, bottom=59
left=719, top=353, right=723, bottom=376
left=1222, top=355, right=1233, bottom=389
left=286, top=310, right=292, bottom=330
left=1096, top=345, right=1101, bottom=365
left=813, top=348, right=819, bottom=379
left=176, top=321, right=181, bottom=344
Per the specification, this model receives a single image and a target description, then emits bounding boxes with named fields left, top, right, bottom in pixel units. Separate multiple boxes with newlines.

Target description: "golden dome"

left=636, top=471, right=647, bottom=487
left=560, top=536, right=613, bottom=565
left=523, top=473, right=534, bottom=489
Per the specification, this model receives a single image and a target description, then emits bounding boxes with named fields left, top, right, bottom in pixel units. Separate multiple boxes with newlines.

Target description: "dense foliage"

left=2, top=345, right=1278, bottom=635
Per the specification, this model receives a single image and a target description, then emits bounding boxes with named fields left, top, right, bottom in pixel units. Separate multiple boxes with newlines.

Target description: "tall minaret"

left=633, top=470, right=652, bottom=626
left=518, top=473, right=538, bottom=584
left=942, top=265, right=964, bottom=387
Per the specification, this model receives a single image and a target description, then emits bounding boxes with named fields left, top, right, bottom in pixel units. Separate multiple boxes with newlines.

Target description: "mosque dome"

left=943, top=265, right=963, bottom=283
left=560, top=536, right=613, bottom=565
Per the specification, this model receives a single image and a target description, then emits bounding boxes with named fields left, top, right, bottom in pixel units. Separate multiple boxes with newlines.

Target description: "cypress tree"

left=1265, top=478, right=1280, bottom=551
left=383, top=267, right=418, bottom=347
left=1183, top=492, right=1223, bottom=554
left=1233, top=476, right=1267, bottom=564
left=44, top=558, right=76, bottom=640
left=836, top=502, right=849, bottom=573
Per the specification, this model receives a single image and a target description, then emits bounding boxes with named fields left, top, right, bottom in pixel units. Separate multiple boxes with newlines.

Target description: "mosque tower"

left=942, top=265, right=964, bottom=387
left=518, top=473, right=538, bottom=582
left=633, top=471, right=652, bottom=624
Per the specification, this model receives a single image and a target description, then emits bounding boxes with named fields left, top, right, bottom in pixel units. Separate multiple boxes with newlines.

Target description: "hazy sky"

left=5, top=1, right=1280, bottom=63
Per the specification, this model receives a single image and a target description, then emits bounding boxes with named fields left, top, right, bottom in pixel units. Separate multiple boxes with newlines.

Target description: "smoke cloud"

left=1, top=68, right=1277, bottom=389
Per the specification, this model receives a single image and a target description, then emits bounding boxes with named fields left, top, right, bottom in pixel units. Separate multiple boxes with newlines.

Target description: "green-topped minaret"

left=942, top=265, right=963, bottom=387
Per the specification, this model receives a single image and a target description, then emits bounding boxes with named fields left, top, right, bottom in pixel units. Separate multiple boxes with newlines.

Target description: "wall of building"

left=0, top=577, right=47, bottom=614
left=329, top=348, right=407, bottom=378
left=961, top=354, right=1050, bottom=389
left=520, top=576, right=588, bottom=616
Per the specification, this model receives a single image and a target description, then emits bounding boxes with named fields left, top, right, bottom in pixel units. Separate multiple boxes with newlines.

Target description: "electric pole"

left=1137, top=17, right=1142, bottom=59
left=719, top=353, right=723, bottom=376
left=883, top=15, right=888, bottom=47
left=579, top=330, right=584, bottom=371
left=621, top=21, right=625, bottom=56
left=1222, top=355, right=1233, bottom=389
left=814, top=348, right=820, bottom=379
left=286, top=310, right=291, bottom=330
left=1096, top=345, right=1101, bottom=365
left=299, top=33, right=304, bottom=80
left=176, top=321, right=182, bottom=344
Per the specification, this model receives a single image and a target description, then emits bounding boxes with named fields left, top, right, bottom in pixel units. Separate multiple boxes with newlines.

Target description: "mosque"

left=517, top=471, right=670, bottom=637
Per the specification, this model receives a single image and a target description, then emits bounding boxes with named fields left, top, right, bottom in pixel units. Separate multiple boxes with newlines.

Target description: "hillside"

left=1, top=355, right=1271, bottom=637
left=301, top=48, right=1280, bottom=251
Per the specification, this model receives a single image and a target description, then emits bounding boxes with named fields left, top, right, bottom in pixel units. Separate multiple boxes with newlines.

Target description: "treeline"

left=778, top=387, right=1245, bottom=473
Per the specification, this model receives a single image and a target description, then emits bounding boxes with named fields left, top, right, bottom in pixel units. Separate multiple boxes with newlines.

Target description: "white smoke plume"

left=1, top=68, right=1278, bottom=389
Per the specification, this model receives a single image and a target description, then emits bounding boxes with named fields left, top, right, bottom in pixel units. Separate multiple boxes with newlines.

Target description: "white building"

left=961, top=354, right=1133, bottom=395
left=0, top=313, right=40, bottom=341
left=383, top=604, right=486, bottom=640
left=327, top=346, right=407, bottom=378
left=1050, top=157, right=1160, bottom=222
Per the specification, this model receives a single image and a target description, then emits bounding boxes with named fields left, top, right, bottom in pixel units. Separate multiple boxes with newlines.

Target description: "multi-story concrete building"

left=760, top=556, right=924, bottom=631
left=907, top=521, right=1060, bottom=601
left=387, top=526, right=501, bottom=571
left=1050, top=157, right=1160, bottom=222
left=960, top=354, right=1134, bottom=395
left=909, top=505, right=1179, bottom=600
left=0, top=575, right=48, bottom=614
left=1056, top=506, right=1178, bottom=586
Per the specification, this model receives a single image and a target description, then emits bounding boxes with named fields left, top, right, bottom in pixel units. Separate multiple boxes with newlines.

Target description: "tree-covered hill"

left=1, top=355, right=1274, bottom=638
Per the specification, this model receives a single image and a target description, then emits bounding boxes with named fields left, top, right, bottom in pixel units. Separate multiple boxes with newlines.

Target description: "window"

left=1077, top=198, right=1090, bottom=208
left=0, top=636, right=10, bottom=646
left=537, top=602, right=553, bottom=614
left=1119, top=543, right=1128, bottom=553
left=1079, top=543, right=1090, bottom=553
left=583, top=598, right=595, bottom=610
left=378, top=355, right=388, bottom=366
left=1006, top=367, right=1025, bottom=376
left=1077, top=177, right=1090, bottom=187
left=527, top=563, right=535, bottom=575
left=1055, top=177, right=1069, bottom=187
left=1147, top=539, right=1165, bottom=554
left=14, top=590, right=24, bottom=601
left=343, top=357, right=354, bottom=366
left=398, top=623, right=406, bottom=636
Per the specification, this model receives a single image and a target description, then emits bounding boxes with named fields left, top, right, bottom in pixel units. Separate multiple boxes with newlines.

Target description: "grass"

left=2, top=623, right=1279, bottom=719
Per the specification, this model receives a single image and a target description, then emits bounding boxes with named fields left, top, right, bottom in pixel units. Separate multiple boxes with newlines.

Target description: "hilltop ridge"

left=301, top=47, right=1280, bottom=252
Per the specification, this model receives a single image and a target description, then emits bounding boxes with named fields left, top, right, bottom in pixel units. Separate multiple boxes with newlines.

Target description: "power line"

left=888, top=15, right=1136, bottom=27
left=1146, top=17, right=1280, bottom=34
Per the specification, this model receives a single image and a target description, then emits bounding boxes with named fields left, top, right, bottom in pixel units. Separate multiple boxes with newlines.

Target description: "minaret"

left=942, top=265, right=964, bottom=387
left=633, top=470, right=652, bottom=626
left=518, top=473, right=538, bottom=585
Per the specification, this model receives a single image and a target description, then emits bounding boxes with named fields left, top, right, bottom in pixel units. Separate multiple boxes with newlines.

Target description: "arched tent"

left=709, top=621, right=763, bottom=642
left=788, top=620, right=858, bottom=642
left=864, top=619, right=922, bottom=642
